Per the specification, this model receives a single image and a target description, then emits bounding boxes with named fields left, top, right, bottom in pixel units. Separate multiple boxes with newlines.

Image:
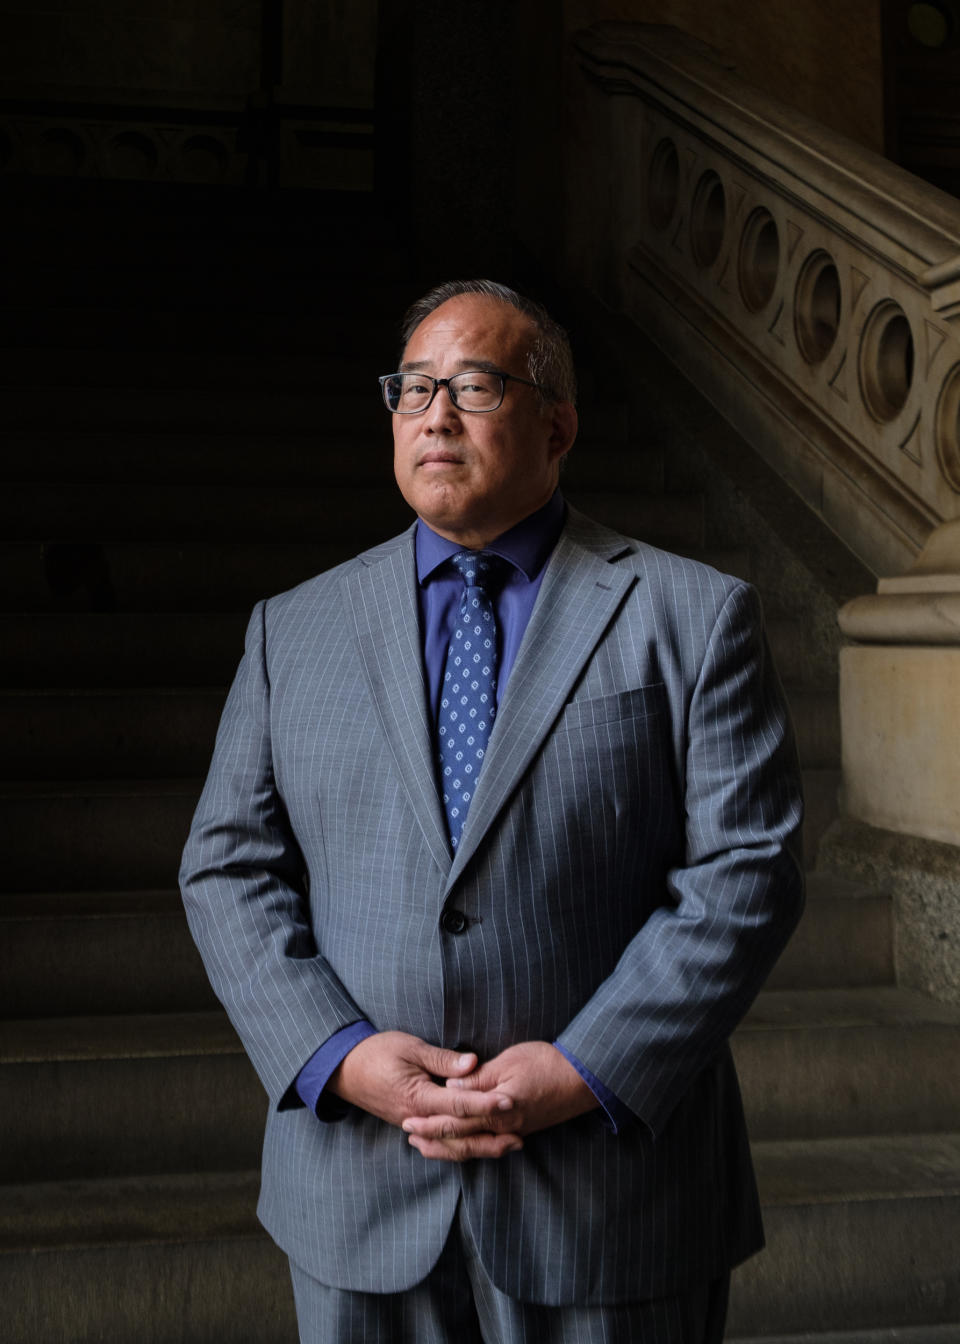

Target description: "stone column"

left=838, top=519, right=960, bottom=845
left=822, top=520, right=960, bottom=1004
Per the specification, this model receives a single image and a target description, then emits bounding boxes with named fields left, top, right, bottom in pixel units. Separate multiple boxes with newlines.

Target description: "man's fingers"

left=402, top=1109, right=520, bottom=1140
left=417, top=1043, right=478, bottom=1079
left=409, top=1079, right=514, bottom=1120
left=406, top=1131, right=523, bottom=1163
left=444, top=1065, right=495, bottom=1092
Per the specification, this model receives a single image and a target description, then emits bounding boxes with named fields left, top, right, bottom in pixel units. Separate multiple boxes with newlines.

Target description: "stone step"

left=0, top=1169, right=297, bottom=1344
left=8, top=983, right=954, bottom=1183
left=729, top=1327, right=960, bottom=1344
left=0, top=1013, right=263, bottom=1182
left=9, top=989, right=957, bottom=1177
left=0, top=764, right=830, bottom=896
left=733, top=987, right=960, bottom=1142
left=0, top=779, right=199, bottom=892
left=3, top=1139, right=957, bottom=1342
left=1, top=873, right=891, bottom=1025
left=1, top=689, right=226, bottom=779
left=0, top=612, right=250, bottom=687
left=1, top=540, right=750, bottom=613
left=0, top=890, right=216, bottom=1018
left=728, top=1133, right=960, bottom=1337
left=765, top=873, right=893, bottom=991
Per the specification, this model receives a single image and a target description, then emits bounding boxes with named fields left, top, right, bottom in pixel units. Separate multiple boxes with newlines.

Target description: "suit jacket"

left=180, top=506, right=804, bottom=1305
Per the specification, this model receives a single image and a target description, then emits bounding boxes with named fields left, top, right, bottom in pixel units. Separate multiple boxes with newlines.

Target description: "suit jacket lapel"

left=444, top=510, right=637, bottom=892
left=342, top=528, right=452, bottom=876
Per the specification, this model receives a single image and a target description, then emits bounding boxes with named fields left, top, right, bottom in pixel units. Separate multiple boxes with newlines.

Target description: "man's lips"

left=418, top=451, right=464, bottom=467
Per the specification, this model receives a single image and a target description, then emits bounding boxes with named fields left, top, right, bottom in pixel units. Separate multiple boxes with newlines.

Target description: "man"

left=180, top=279, right=804, bottom=1342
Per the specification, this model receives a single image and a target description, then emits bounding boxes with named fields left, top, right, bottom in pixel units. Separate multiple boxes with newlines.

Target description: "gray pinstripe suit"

left=180, top=505, right=804, bottom=1306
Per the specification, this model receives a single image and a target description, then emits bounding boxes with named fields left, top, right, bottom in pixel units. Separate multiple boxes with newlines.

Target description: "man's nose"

left=423, top=382, right=462, bottom=433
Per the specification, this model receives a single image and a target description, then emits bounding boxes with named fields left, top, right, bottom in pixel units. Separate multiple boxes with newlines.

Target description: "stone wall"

left=563, top=0, right=885, bottom=153
left=0, top=0, right=378, bottom=189
left=513, top=2, right=887, bottom=277
left=821, top=818, right=960, bottom=1007
left=0, top=0, right=262, bottom=101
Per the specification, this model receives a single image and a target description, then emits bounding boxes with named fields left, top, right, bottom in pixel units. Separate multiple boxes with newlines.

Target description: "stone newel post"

left=828, top=520, right=960, bottom=1005
left=838, top=520, right=960, bottom=847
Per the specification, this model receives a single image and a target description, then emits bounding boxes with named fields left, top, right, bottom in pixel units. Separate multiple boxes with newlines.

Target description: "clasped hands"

left=328, top=1030, right=598, bottom=1162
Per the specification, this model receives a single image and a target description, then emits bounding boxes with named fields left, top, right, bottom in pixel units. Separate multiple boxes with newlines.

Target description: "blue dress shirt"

left=296, top=492, right=629, bottom=1130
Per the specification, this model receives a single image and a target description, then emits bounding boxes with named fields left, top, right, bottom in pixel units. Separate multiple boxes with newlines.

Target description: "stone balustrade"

left=569, top=22, right=960, bottom=580
left=0, top=101, right=374, bottom=190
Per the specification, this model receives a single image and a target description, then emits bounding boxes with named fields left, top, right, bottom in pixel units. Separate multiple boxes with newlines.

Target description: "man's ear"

left=548, top=401, right=579, bottom=463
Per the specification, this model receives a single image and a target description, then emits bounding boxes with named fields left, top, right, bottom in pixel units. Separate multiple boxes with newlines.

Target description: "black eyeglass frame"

left=378, top=369, right=549, bottom=414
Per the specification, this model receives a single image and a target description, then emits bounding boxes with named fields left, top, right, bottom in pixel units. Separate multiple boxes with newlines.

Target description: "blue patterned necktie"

left=437, top=551, right=509, bottom=849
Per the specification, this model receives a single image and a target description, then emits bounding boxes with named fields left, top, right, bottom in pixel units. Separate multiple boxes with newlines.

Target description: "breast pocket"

left=554, top=682, right=668, bottom=735
left=532, top=679, right=679, bottom=910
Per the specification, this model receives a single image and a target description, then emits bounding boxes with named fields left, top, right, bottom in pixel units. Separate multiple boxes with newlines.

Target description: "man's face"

left=392, top=294, right=577, bottom=549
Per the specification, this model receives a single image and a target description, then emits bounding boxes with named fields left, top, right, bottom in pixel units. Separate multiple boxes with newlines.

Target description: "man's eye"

left=401, top=380, right=431, bottom=396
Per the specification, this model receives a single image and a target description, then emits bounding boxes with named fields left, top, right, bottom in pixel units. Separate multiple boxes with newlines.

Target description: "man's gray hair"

left=400, top=279, right=577, bottom=407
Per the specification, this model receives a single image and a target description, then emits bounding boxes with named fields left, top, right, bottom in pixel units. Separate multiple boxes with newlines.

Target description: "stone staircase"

left=1, top=181, right=958, bottom=1343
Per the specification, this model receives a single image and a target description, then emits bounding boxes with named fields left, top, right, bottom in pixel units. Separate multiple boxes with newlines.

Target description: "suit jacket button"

left=441, top=908, right=468, bottom=935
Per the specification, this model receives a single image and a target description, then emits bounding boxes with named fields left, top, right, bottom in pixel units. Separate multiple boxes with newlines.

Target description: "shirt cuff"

left=295, top=1020, right=377, bottom=1120
left=553, top=1041, right=631, bottom=1134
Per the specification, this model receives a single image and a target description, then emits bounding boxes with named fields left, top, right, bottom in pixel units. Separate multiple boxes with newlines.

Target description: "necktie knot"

left=450, top=550, right=509, bottom=598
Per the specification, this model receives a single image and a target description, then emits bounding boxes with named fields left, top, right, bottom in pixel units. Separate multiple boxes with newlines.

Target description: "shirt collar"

left=415, top=490, right=566, bottom=585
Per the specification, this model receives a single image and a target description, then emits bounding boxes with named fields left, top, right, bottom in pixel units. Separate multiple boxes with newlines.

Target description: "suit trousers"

left=288, top=1201, right=730, bottom=1344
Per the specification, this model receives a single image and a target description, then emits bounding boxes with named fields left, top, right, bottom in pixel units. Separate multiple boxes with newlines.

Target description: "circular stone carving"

left=180, top=134, right=229, bottom=183
left=648, top=138, right=679, bottom=232
left=908, top=2, right=952, bottom=47
left=690, top=170, right=726, bottom=268
left=859, top=300, right=915, bottom=423
left=106, top=131, right=159, bottom=179
left=935, top=362, right=960, bottom=491
left=795, top=249, right=841, bottom=364
left=738, top=207, right=780, bottom=313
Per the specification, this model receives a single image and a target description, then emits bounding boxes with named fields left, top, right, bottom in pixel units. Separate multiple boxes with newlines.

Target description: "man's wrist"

left=552, top=1041, right=630, bottom=1133
left=295, top=1021, right=377, bottom=1119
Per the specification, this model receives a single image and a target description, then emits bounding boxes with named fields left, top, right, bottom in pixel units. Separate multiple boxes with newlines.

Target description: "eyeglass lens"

left=383, top=371, right=504, bottom=413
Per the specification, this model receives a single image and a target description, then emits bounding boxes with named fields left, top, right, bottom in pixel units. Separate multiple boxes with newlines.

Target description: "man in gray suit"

left=180, top=280, right=804, bottom=1342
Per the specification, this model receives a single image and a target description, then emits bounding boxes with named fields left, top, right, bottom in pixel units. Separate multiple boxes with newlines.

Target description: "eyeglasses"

left=378, top=369, right=547, bottom=415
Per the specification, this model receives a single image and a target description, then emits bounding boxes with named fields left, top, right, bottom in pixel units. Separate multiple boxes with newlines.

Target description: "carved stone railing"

left=568, top=22, right=960, bottom=580
left=0, top=95, right=374, bottom=190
